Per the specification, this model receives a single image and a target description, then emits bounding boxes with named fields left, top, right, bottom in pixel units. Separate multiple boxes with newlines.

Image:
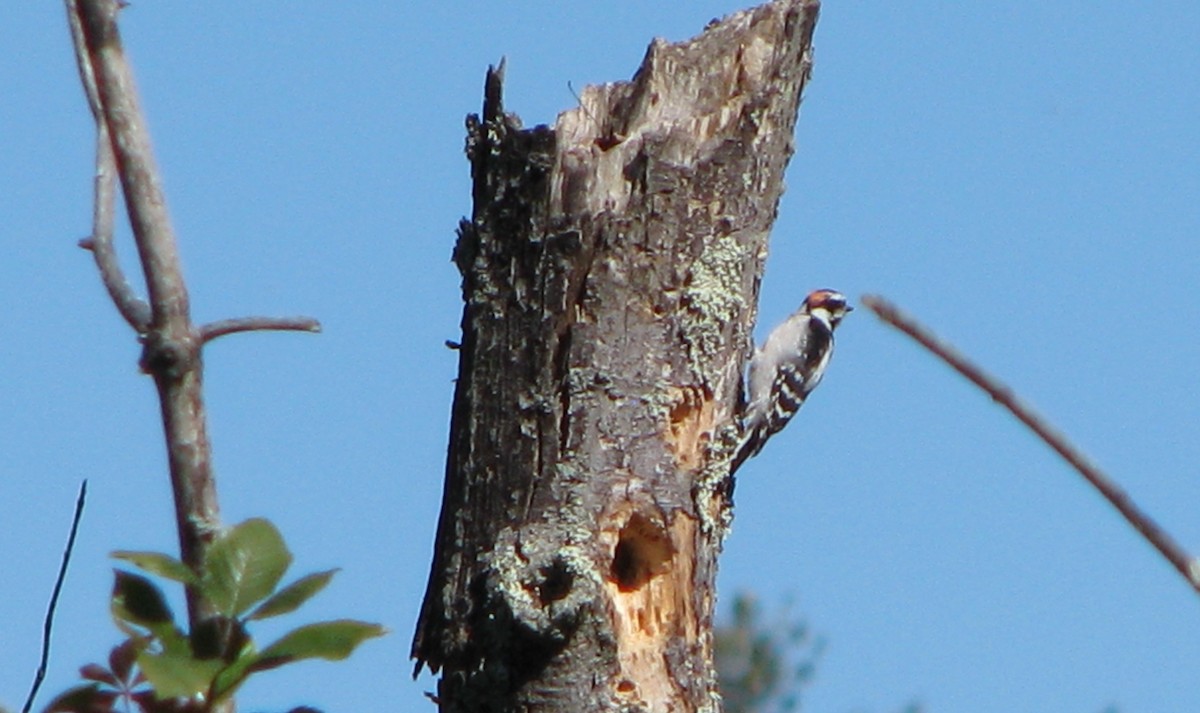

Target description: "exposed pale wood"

left=414, top=2, right=820, bottom=710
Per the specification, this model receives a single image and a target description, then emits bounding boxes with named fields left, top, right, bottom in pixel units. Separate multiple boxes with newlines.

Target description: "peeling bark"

left=413, top=2, right=820, bottom=710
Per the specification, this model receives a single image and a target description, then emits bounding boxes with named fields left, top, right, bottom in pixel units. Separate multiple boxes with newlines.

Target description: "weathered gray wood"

left=413, top=1, right=820, bottom=710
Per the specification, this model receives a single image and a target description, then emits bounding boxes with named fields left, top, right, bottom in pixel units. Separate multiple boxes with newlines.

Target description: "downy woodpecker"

left=732, top=289, right=852, bottom=472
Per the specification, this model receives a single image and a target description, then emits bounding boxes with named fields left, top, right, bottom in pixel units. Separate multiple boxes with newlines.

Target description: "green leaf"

left=112, top=550, right=198, bottom=585
left=156, top=624, right=195, bottom=658
left=111, top=570, right=175, bottom=632
left=247, top=568, right=340, bottom=621
left=137, top=648, right=223, bottom=700
left=258, top=620, right=387, bottom=665
left=201, top=518, right=292, bottom=618
left=210, top=621, right=385, bottom=699
left=208, top=641, right=261, bottom=703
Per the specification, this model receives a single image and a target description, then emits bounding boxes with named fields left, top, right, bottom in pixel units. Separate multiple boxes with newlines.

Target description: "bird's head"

left=803, top=289, right=853, bottom=328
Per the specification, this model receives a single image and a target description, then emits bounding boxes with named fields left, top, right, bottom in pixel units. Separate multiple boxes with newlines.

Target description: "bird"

left=731, top=288, right=852, bottom=473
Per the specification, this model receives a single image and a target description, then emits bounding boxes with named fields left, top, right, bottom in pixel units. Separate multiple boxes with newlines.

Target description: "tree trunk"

left=412, top=1, right=820, bottom=710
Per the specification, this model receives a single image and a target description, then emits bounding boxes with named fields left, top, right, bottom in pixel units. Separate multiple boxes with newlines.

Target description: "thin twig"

left=22, top=481, right=88, bottom=713
left=81, top=130, right=153, bottom=330
left=64, top=0, right=101, bottom=120
left=862, top=294, right=1200, bottom=595
left=200, top=316, right=322, bottom=344
left=66, top=0, right=151, bottom=330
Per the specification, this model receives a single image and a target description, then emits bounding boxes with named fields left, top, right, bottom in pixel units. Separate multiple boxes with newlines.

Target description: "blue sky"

left=3, top=2, right=1199, bottom=711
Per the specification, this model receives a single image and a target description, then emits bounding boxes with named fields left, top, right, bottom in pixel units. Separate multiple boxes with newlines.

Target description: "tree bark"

left=413, top=1, right=820, bottom=710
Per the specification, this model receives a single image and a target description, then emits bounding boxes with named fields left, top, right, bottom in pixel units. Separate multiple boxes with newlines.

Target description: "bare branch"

left=22, top=481, right=88, bottom=713
left=67, top=0, right=151, bottom=330
left=862, top=293, right=1200, bottom=596
left=65, top=0, right=101, bottom=120
left=73, top=0, right=191, bottom=326
left=79, top=131, right=153, bottom=329
left=68, top=0, right=222, bottom=632
left=66, top=7, right=322, bottom=675
left=200, top=316, right=322, bottom=343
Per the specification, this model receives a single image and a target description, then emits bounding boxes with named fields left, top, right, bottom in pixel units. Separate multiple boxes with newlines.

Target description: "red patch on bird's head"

left=805, top=289, right=850, bottom=312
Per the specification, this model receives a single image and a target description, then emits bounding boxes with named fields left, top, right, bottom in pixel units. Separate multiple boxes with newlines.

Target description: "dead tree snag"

left=413, top=2, right=820, bottom=710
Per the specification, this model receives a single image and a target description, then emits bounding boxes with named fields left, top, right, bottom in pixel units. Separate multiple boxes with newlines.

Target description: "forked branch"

left=66, top=2, right=150, bottom=330
left=64, top=0, right=321, bottom=640
left=863, top=293, right=1200, bottom=596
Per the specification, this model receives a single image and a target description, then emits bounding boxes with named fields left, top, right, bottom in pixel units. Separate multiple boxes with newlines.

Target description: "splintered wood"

left=605, top=511, right=703, bottom=710
left=666, top=386, right=718, bottom=473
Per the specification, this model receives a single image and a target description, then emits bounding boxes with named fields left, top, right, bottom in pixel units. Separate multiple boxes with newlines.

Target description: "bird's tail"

left=729, top=424, right=764, bottom=476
